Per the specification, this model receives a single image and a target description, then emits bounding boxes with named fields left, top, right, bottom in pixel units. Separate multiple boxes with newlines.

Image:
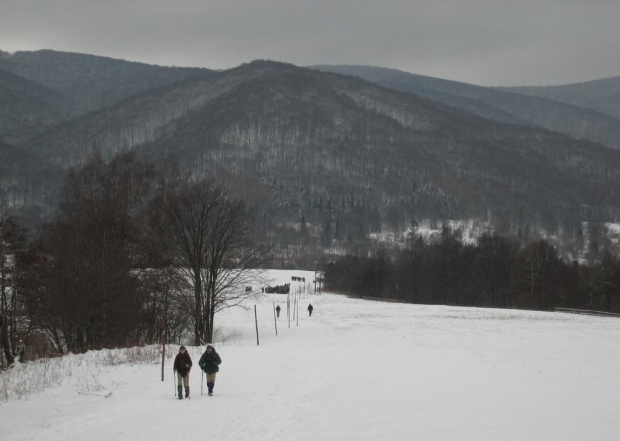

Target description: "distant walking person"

left=173, top=346, right=193, bottom=399
left=276, top=304, right=281, bottom=318
left=307, top=303, right=313, bottom=317
left=199, top=344, right=222, bottom=396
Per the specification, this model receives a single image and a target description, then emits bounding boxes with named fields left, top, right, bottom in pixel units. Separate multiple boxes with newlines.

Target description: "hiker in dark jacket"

left=307, top=303, right=313, bottom=317
left=276, top=304, right=281, bottom=318
left=199, top=344, right=222, bottom=396
left=173, top=346, right=193, bottom=399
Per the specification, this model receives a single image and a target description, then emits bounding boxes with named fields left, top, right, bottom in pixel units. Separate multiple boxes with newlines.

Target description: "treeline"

left=324, top=229, right=620, bottom=313
left=1, top=152, right=261, bottom=366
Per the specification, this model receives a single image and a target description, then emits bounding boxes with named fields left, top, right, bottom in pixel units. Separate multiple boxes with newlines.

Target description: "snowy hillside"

left=2, top=270, right=619, bottom=441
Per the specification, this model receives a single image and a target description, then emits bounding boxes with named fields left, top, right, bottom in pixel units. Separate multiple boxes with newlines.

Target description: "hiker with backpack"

left=199, top=344, right=222, bottom=396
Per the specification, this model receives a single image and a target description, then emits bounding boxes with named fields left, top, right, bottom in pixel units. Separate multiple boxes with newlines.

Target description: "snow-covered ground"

left=2, top=269, right=619, bottom=441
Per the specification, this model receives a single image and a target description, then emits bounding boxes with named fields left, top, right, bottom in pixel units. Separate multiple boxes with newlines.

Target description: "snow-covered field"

left=2, top=269, right=619, bottom=441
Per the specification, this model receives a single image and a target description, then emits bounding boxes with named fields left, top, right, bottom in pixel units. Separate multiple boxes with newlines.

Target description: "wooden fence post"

left=254, top=305, right=259, bottom=346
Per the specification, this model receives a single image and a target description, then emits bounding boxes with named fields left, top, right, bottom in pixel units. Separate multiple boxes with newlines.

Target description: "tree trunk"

left=194, top=270, right=202, bottom=345
left=0, top=316, right=15, bottom=365
left=1, top=253, right=15, bottom=364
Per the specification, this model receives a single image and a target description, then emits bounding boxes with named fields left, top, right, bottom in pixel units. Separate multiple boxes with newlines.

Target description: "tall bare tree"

left=148, top=178, right=265, bottom=344
left=27, top=153, right=159, bottom=352
left=513, top=240, right=561, bottom=310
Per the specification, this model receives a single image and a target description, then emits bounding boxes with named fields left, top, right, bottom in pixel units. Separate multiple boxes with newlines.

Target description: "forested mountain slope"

left=502, top=76, right=620, bottom=121
left=0, top=68, right=72, bottom=144
left=0, top=141, right=62, bottom=220
left=0, top=49, right=213, bottom=119
left=313, top=65, right=620, bottom=151
left=22, top=61, right=620, bottom=239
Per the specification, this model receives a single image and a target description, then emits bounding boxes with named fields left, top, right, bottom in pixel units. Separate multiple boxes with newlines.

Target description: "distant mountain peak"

left=234, top=59, right=300, bottom=74
left=0, top=49, right=214, bottom=130
left=245, top=59, right=296, bottom=68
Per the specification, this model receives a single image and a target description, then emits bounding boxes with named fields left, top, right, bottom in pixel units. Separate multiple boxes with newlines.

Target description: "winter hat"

left=206, top=344, right=214, bottom=350
left=180, top=345, right=186, bottom=350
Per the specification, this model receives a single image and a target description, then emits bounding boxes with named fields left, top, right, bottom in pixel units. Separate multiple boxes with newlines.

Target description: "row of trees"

left=1, top=153, right=264, bottom=365
left=3, top=152, right=618, bottom=365
left=325, top=229, right=620, bottom=313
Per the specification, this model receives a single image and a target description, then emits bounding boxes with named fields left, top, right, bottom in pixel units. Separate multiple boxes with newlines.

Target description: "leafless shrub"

left=98, top=345, right=162, bottom=366
left=0, top=345, right=163, bottom=402
left=212, top=326, right=244, bottom=346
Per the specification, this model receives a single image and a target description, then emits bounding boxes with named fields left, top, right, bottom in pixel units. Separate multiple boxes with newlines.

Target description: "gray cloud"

left=1, top=0, right=619, bottom=86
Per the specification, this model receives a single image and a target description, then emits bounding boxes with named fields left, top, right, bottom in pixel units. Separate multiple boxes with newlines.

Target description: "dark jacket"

left=199, top=348, right=222, bottom=374
left=174, top=352, right=193, bottom=376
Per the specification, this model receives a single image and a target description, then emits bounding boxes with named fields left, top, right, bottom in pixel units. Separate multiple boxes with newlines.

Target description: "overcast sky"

left=1, top=0, right=619, bottom=86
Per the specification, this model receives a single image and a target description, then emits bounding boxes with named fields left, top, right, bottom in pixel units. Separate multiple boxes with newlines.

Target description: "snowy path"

left=2, top=270, right=620, bottom=440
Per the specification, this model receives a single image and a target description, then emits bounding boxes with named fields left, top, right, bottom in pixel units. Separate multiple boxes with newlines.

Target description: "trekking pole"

left=173, top=370, right=176, bottom=397
left=201, top=370, right=204, bottom=396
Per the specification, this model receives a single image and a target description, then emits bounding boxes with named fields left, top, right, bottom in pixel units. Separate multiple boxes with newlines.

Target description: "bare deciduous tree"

left=148, top=178, right=265, bottom=345
left=26, top=153, right=160, bottom=353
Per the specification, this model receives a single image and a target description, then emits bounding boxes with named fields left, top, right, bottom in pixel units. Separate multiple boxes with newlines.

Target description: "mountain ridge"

left=28, top=59, right=614, bottom=232
left=500, top=75, right=620, bottom=121
left=313, top=65, right=620, bottom=151
left=0, top=49, right=214, bottom=121
left=2, top=53, right=619, bottom=256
